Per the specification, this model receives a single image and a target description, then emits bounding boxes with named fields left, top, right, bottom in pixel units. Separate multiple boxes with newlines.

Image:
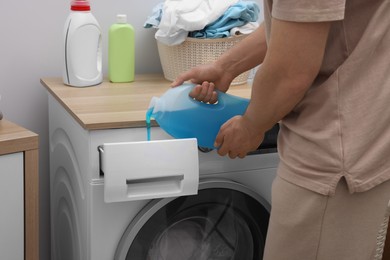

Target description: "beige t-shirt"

left=263, top=0, right=390, bottom=195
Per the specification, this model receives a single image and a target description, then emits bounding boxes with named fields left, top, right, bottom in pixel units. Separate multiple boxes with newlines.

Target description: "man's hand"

left=214, top=115, right=264, bottom=159
left=171, top=63, right=234, bottom=103
left=189, top=81, right=218, bottom=104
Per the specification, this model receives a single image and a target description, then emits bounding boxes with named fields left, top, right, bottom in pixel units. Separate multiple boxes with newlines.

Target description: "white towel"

left=230, top=21, right=259, bottom=36
left=156, top=0, right=239, bottom=46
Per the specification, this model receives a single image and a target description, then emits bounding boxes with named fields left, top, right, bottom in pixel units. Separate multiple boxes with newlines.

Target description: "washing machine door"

left=115, top=179, right=270, bottom=260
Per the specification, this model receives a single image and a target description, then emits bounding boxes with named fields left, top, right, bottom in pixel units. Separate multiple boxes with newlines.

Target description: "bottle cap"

left=116, top=14, right=127, bottom=24
left=71, top=0, right=91, bottom=11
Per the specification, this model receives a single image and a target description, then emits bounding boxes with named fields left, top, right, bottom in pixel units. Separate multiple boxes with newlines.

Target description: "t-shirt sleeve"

left=272, top=0, right=346, bottom=22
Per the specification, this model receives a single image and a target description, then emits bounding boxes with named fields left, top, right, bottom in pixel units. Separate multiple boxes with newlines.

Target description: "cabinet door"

left=0, top=152, right=24, bottom=260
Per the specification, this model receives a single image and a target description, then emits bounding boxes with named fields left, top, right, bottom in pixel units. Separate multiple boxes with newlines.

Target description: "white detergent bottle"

left=63, top=0, right=103, bottom=87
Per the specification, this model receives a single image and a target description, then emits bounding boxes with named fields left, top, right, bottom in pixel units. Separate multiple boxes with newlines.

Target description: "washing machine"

left=49, top=93, right=279, bottom=260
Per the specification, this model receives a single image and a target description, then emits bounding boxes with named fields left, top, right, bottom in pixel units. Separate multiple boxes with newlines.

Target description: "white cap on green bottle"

left=116, top=14, right=127, bottom=24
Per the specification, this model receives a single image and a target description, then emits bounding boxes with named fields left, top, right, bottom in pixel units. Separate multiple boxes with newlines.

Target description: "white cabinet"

left=0, top=119, right=39, bottom=260
left=0, top=152, right=24, bottom=260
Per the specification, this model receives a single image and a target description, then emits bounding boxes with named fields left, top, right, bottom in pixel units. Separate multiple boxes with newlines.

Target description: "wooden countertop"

left=0, top=119, right=38, bottom=155
left=40, top=74, right=252, bottom=130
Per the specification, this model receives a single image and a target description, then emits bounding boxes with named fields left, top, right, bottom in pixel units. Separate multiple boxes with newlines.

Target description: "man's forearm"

left=215, top=23, right=268, bottom=79
left=244, top=19, right=331, bottom=134
left=245, top=65, right=309, bottom=134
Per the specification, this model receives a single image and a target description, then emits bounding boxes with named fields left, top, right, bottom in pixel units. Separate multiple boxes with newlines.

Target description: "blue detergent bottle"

left=147, top=83, right=250, bottom=149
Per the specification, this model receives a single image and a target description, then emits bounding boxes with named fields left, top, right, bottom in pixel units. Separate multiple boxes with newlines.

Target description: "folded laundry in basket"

left=154, top=0, right=239, bottom=46
left=189, top=1, right=260, bottom=39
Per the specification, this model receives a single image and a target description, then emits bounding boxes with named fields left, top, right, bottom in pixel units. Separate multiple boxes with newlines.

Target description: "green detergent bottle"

left=108, top=14, right=135, bottom=83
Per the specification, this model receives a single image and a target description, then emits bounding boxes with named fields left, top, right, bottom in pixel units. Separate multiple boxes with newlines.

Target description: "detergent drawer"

left=99, top=138, right=199, bottom=203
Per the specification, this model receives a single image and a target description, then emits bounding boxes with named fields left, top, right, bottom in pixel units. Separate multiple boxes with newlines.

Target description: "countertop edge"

left=0, top=119, right=39, bottom=155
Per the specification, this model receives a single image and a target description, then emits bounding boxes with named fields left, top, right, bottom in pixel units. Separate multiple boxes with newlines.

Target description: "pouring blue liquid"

left=146, top=83, right=249, bottom=149
left=146, top=107, right=153, bottom=141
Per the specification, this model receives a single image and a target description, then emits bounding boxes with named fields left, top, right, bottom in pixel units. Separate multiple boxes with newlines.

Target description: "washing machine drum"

left=115, top=180, right=270, bottom=260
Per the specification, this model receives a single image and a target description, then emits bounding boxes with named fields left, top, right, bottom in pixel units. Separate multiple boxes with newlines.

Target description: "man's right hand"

left=170, top=63, right=234, bottom=103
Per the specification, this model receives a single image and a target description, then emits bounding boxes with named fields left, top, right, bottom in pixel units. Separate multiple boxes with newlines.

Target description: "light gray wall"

left=0, top=0, right=262, bottom=259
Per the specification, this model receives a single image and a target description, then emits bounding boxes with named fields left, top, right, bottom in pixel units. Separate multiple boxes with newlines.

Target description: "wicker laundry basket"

left=157, top=34, right=250, bottom=85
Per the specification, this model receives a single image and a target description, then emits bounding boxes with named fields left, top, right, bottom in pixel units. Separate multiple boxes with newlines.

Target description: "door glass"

left=125, top=187, right=269, bottom=260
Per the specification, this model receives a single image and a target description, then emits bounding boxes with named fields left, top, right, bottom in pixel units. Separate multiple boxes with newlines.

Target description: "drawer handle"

left=126, top=174, right=184, bottom=185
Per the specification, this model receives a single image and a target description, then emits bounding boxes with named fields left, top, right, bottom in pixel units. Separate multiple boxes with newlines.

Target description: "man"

left=172, top=0, right=390, bottom=259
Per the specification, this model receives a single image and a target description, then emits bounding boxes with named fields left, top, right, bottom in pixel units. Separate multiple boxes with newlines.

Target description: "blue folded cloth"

left=189, top=1, right=260, bottom=38
left=144, top=2, right=164, bottom=29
